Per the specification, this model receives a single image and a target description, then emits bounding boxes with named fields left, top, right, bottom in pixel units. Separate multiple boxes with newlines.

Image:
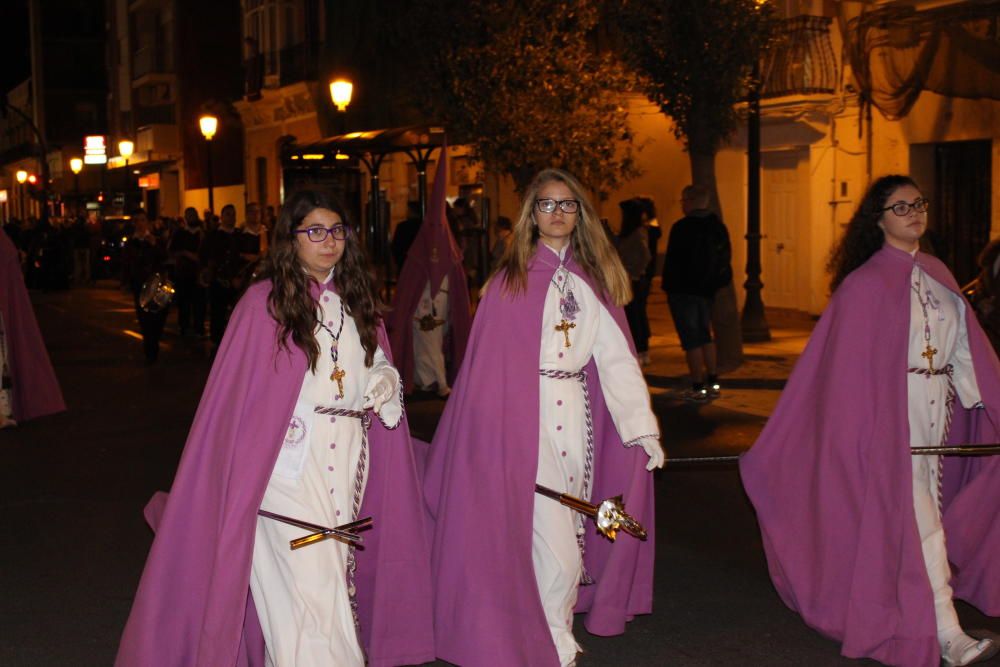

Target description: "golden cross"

left=331, top=365, right=346, bottom=399
left=921, top=344, right=937, bottom=372
left=555, top=319, right=576, bottom=348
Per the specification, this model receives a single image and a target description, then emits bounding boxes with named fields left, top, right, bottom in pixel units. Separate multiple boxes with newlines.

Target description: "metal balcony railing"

left=762, top=15, right=838, bottom=98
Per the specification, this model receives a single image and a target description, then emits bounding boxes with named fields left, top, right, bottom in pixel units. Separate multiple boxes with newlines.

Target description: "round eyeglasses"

left=880, top=198, right=929, bottom=217
left=295, top=224, right=348, bottom=243
left=535, top=198, right=580, bottom=214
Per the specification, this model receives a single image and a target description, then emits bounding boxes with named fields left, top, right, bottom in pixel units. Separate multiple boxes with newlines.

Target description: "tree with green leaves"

left=402, top=0, right=639, bottom=196
left=614, top=0, right=777, bottom=207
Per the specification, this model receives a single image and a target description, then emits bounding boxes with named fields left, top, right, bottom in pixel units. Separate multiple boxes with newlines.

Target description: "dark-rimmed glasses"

left=880, top=198, right=929, bottom=217
left=535, top=198, right=580, bottom=214
left=295, top=224, right=348, bottom=243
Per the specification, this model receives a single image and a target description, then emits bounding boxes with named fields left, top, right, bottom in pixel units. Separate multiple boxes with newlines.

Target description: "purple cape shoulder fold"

left=386, top=145, right=471, bottom=390
left=423, top=249, right=655, bottom=667
left=740, top=245, right=1000, bottom=667
left=115, top=280, right=434, bottom=667
left=0, top=229, right=65, bottom=421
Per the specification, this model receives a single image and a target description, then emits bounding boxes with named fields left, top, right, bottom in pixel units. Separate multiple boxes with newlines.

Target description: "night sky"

left=0, top=0, right=31, bottom=95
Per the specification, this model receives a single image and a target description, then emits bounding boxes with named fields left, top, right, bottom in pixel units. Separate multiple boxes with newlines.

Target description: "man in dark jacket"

left=662, top=184, right=732, bottom=401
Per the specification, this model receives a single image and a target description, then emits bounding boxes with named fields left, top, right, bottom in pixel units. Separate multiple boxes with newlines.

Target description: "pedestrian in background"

left=662, top=184, right=732, bottom=401
left=200, top=203, right=241, bottom=346
left=424, top=168, right=663, bottom=667
left=617, top=197, right=652, bottom=365
left=968, top=237, right=1000, bottom=354
left=116, top=189, right=434, bottom=667
left=168, top=207, right=205, bottom=338
left=741, top=175, right=1000, bottom=667
left=489, top=215, right=513, bottom=270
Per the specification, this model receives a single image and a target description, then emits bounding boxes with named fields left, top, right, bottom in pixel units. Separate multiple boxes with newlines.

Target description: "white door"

left=761, top=151, right=804, bottom=310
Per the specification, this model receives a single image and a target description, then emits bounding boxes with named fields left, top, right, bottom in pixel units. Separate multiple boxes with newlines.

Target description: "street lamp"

left=329, top=79, right=353, bottom=112
left=70, top=158, right=83, bottom=216
left=199, top=115, right=218, bottom=216
left=15, top=170, right=28, bottom=219
left=329, top=78, right=353, bottom=135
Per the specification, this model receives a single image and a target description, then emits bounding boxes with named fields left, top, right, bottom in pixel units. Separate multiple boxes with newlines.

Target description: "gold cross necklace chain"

left=911, top=272, right=938, bottom=372
left=551, top=263, right=578, bottom=348
left=317, top=299, right=347, bottom=399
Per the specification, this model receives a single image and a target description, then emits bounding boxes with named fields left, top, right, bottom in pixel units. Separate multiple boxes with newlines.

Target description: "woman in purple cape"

left=116, top=191, right=433, bottom=666
left=741, top=175, right=1000, bottom=667
left=424, top=168, right=665, bottom=666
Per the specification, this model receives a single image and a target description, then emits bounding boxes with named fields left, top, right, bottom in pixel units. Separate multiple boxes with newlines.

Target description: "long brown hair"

left=487, top=168, right=632, bottom=306
left=827, top=175, right=920, bottom=292
left=255, top=190, right=381, bottom=370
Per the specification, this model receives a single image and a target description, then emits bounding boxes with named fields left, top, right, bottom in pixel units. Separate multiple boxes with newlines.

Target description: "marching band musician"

left=122, top=210, right=168, bottom=364
left=116, top=190, right=433, bottom=667
left=741, top=176, right=1000, bottom=667
left=423, top=168, right=665, bottom=667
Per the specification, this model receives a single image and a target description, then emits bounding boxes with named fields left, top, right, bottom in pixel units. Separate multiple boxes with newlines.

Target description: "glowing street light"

left=329, top=79, right=353, bottom=112
left=118, top=139, right=134, bottom=161
left=16, top=170, right=28, bottom=184
left=199, top=115, right=219, bottom=141
left=70, top=158, right=83, bottom=174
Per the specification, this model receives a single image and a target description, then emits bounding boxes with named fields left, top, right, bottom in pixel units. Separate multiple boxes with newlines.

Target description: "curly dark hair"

left=827, top=175, right=920, bottom=292
left=254, top=190, right=381, bottom=370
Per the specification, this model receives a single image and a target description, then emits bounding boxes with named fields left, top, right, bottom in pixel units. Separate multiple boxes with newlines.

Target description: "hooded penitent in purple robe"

left=740, top=245, right=1000, bottom=667
left=387, top=141, right=471, bottom=388
left=0, top=229, right=65, bottom=422
left=423, top=251, right=655, bottom=667
left=115, top=281, right=434, bottom=667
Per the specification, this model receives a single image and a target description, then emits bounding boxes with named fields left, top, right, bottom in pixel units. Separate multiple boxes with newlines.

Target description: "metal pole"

left=741, top=60, right=771, bottom=342
left=206, top=139, right=215, bottom=217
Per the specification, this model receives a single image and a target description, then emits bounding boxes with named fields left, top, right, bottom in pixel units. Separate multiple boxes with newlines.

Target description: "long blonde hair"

left=487, top=168, right=631, bottom=306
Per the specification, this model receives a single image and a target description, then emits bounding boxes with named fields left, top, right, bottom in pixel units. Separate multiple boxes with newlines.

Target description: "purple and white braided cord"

left=313, top=405, right=371, bottom=649
left=539, top=368, right=595, bottom=585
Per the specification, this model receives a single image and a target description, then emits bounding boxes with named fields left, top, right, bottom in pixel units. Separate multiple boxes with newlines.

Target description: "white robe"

left=907, top=262, right=981, bottom=640
left=412, top=275, right=450, bottom=391
left=533, top=244, right=659, bottom=665
left=250, top=285, right=401, bottom=667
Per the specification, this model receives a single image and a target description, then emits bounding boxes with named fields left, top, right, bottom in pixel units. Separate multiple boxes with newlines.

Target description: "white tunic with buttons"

left=907, top=262, right=981, bottom=638
left=533, top=243, right=659, bottom=665
left=250, top=285, right=401, bottom=667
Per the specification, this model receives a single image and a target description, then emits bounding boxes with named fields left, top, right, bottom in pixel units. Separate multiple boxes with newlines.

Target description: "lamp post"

left=740, top=35, right=771, bottom=341
left=15, top=169, right=27, bottom=220
left=199, top=115, right=218, bottom=216
left=118, top=140, right=134, bottom=211
left=70, top=157, right=83, bottom=216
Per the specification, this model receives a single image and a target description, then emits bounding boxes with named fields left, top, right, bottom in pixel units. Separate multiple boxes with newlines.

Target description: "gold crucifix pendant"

left=331, top=365, right=346, bottom=399
left=921, top=344, right=938, bottom=372
left=555, top=319, right=576, bottom=348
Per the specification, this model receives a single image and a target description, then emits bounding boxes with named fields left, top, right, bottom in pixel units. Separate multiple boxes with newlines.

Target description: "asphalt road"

left=2, top=284, right=996, bottom=666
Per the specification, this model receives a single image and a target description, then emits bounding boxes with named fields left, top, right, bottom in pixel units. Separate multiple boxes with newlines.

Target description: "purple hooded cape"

left=423, top=248, right=656, bottom=667
left=0, top=229, right=65, bottom=421
left=740, top=245, right=1000, bottom=667
left=116, top=281, right=434, bottom=667
left=388, top=141, right=471, bottom=388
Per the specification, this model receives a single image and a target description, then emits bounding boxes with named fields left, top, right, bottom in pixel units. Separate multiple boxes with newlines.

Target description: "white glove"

left=363, top=370, right=397, bottom=414
left=639, top=437, right=666, bottom=471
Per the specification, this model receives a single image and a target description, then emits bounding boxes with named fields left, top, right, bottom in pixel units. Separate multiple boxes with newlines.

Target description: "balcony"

left=761, top=16, right=837, bottom=99
left=244, top=42, right=318, bottom=98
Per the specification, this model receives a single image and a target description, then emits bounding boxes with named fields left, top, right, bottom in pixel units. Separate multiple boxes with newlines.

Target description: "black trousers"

left=624, top=279, right=651, bottom=353
left=209, top=282, right=238, bottom=345
left=175, top=278, right=206, bottom=336
left=133, top=292, right=168, bottom=362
